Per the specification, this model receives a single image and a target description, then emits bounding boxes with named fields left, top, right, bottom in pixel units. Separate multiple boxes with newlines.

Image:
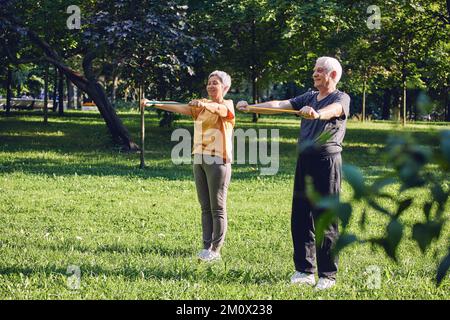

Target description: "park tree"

left=269, top=0, right=449, bottom=122
left=275, top=1, right=355, bottom=86
left=417, top=11, right=450, bottom=121
left=352, top=0, right=450, bottom=123
left=188, top=0, right=287, bottom=122
left=325, top=2, right=382, bottom=121
left=0, top=20, right=29, bottom=115
left=422, top=44, right=450, bottom=121
left=0, top=0, right=201, bottom=151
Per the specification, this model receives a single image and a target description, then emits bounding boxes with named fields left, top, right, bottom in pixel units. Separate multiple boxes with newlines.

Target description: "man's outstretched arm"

left=299, top=103, right=344, bottom=120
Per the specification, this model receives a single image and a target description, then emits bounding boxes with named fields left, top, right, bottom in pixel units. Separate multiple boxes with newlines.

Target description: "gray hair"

left=209, top=70, right=231, bottom=95
left=316, top=57, right=343, bottom=84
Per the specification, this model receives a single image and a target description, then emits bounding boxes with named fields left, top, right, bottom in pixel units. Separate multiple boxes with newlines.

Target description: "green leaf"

left=423, top=201, right=433, bottom=221
left=371, top=177, right=396, bottom=194
left=335, top=202, right=352, bottom=229
left=359, top=208, right=367, bottom=231
left=376, top=193, right=396, bottom=200
left=437, top=249, right=450, bottom=286
left=298, top=140, right=315, bottom=155
left=367, top=199, right=392, bottom=216
left=436, top=200, right=447, bottom=220
left=343, top=165, right=366, bottom=199
left=315, top=198, right=351, bottom=229
left=431, top=183, right=447, bottom=206
left=316, top=195, right=339, bottom=210
left=395, top=198, right=413, bottom=218
left=315, top=210, right=336, bottom=246
left=314, top=130, right=332, bottom=146
left=368, top=237, right=385, bottom=252
left=412, top=221, right=443, bottom=254
left=440, top=130, right=450, bottom=163
left=298, top=131, right=333, bottom=155
left=333, top=234, right=358, bottom=256
left=385, top=219, right=403, bottom=261
left=304, top=175, right=320, bottom=204
left=431, top=183, right=449, bottom=219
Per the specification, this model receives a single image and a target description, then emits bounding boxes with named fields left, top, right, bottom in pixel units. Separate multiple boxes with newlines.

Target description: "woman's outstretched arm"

left=189, top=99, right=234, bottom=118
left=140, top=99, right=193, bottom=116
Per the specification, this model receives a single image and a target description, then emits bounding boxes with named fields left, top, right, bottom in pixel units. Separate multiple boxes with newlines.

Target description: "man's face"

left=312, top=63, right=333, bottom=89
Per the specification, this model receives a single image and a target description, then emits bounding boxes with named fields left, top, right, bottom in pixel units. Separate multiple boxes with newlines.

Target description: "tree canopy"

left=1, top=0, right=449, bottom=142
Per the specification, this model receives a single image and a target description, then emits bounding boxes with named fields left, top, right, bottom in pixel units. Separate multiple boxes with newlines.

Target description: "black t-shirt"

left=289, top=90, right=350, bottom=155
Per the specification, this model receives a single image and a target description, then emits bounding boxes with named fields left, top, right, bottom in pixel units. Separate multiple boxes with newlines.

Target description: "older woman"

left=141, top=71, right=235, bottom=262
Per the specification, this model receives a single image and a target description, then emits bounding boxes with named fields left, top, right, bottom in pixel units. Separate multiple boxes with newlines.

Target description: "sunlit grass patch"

left=0, top=111, right=449, bottom=299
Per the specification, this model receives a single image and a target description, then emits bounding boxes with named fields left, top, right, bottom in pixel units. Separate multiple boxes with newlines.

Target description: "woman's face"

left=207, top=76, right=224, bottom=100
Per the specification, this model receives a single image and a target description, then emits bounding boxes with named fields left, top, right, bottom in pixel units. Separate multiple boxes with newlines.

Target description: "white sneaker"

left=198, top=249, right=221, bottom=262
left=290, top=271, right=316, bottom=286
left=197, top=249, right=210, bottom=260
left=315, top=278, right=336, bottom=290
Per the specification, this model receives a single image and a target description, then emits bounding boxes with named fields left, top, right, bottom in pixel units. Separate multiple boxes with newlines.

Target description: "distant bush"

left=226, top=92, right=253, bottom=104
left=113, top=100, right=138, bottom=110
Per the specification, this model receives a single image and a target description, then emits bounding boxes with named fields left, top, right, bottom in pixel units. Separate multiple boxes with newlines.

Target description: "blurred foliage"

left=305, top=130, right=450, bottom=285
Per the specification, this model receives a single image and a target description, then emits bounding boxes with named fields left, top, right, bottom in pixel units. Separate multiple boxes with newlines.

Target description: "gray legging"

left=193, top=154, right=231, bottom=252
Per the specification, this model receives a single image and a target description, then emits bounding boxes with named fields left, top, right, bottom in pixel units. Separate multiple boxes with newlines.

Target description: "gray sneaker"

left=290, top=271, right=316, bottom=286
left=198, top=250, right=221, bottom=262
left=315, top=278, right=336, bottom=290
left=197, top=249, right=211, bottom=260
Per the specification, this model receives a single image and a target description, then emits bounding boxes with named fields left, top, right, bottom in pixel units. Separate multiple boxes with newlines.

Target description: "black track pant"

left=291, top=152, right=341, bottom=280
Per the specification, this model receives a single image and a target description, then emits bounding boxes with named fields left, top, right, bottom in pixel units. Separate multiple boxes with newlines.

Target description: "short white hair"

left=316, top=57, right=343, bottom=84
left=209, top=70, right=231, bottom=95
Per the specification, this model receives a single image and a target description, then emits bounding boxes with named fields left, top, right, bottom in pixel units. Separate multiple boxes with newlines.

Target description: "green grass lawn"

left=0, top=110, right=449, bottom=299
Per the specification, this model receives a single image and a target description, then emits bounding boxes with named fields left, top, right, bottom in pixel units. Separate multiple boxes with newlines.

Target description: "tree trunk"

left=439, top=85, right=449, bottom=121
left=67, top=78, right=74, bottom=109
left=392, top=89, right=400, bottom=121
left=411, top=90, right=417, bottom=121
left=382, top=88, right=391, bottom=120
left=445, top=86, right=449, bottom=122
left=252, top=74, right=258, bottom=123
left=112, top=74, right=119, bottom=106
left=6, top=66, right=12, bottom=115
left=251, top=19, right=258, bottom=123
left=18, top=21, right=139, bottom=151
left=75, top=86, right=82, bottom=109
left=52, top=67, right=57, bottom=112
left=136, top=86, right=141, bottom=110
left=43, top=63, right=48, bottom=123
left=58, top=69, right=64, bottom=115
left=139, top=85, right=145, bottom=169
left=81, top=76, right=139, bottom=151
left=362, top=77, right=366, bottom=122
left=402, top=81, right=407, bottom=126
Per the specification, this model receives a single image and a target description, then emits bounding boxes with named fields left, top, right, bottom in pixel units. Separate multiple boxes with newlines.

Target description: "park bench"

left=0, top=98, right=57, bottom=110
left=81, top=101, right=98, bottom=111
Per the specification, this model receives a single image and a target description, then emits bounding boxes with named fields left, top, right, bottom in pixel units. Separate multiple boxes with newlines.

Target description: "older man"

left=237, top=57, right=350, bottom=290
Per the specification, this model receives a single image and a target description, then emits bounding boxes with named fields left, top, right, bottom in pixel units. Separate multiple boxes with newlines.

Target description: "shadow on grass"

left=0, top=156, right=195, bottom=180
left=1, top=238, right=194, bottom=258
left=0, top=263, right=281, bottom=285
left=0, top=242, right=282, bottom=285
left=1, top=111, right=442, bottom=181
left=0, top=154, right=302, bottom=181
left=345, top=128, right=441, bottom=147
